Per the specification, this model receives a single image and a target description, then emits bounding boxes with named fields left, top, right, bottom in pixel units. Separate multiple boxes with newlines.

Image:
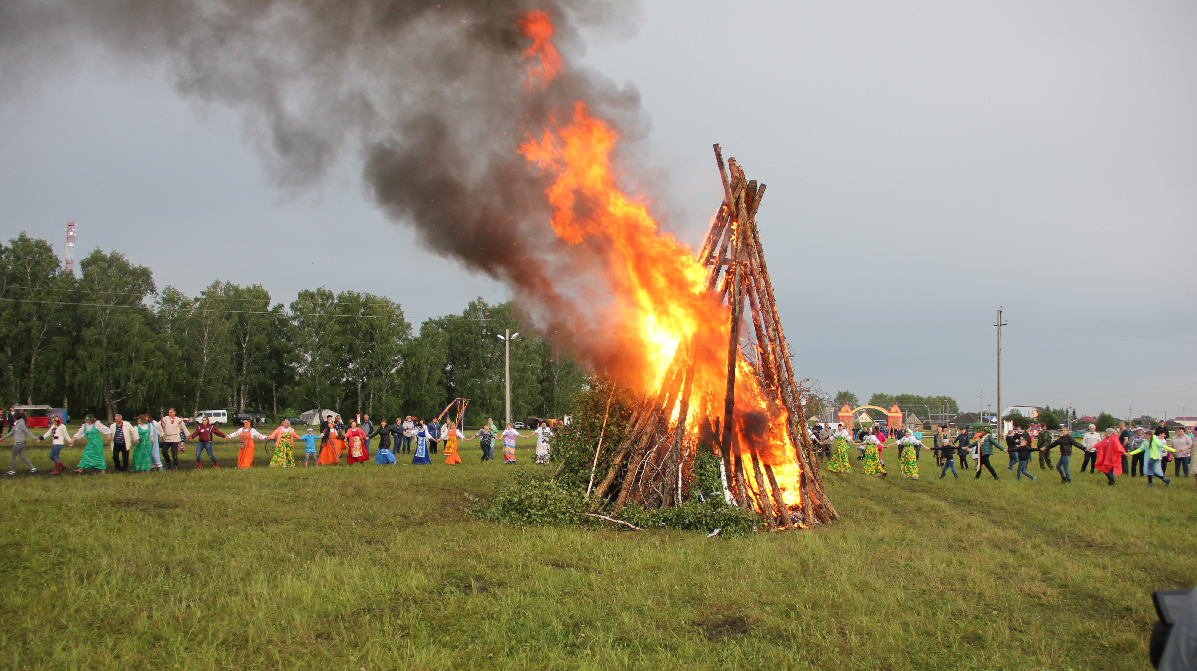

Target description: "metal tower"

left=64, top=221, right=76, bottom=273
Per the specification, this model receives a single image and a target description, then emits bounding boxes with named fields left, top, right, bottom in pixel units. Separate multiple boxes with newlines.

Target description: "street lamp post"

left=497, top=329, right=521, bottom=427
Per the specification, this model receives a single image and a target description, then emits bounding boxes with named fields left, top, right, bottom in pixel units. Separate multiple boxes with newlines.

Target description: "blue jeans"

left=49, top=443, right=63, bottom=463
left=1146, top=458, right=1170, bottom=485
left=1056, top=454, right=1071, bottom=480
left=1017, top=458, right=1036, bottom=480
left=196, top=441, right=217, bottom=464
left=1174, top=456, right=1190, bottom=478
left=940, top=459, right=957, bottom=478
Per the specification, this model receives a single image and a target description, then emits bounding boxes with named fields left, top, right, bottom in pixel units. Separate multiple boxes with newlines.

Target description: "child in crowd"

left=302, top=428, right=319, bottom=467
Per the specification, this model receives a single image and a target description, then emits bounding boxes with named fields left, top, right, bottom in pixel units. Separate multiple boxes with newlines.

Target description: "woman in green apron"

left=132, top=415, right=154, bottom=472
left=71, top=416, right=111, bottom=472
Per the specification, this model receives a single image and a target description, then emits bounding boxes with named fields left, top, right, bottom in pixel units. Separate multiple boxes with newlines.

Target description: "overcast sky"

left=1, top=1, right=1194, bottom=419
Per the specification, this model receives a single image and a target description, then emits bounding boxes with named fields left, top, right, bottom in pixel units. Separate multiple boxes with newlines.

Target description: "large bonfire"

left=515, top=13, right=837, bottom=530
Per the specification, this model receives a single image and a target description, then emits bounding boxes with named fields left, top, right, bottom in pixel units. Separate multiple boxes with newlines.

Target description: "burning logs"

left=588, top=146, right=838, bottom=531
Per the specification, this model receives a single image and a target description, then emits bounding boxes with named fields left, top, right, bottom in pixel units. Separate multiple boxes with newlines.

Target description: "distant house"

left=1078, top=415, right=1097, bottom=425
left=1173, top=417, right=1197, bottom=429
left=949, top=412, right=981, bottom=428
left=904, top=413, right=924, bottom=431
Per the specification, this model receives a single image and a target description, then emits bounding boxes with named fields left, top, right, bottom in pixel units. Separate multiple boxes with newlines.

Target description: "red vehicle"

left=13, top=405, right=53, bottom=429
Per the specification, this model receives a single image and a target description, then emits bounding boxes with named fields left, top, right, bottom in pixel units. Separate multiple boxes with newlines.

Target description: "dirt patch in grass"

left=701, top=614, right=753, bottom=640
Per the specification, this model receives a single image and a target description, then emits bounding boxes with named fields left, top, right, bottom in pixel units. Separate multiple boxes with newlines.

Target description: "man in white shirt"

left=159, top=408, right=189, bottom=470
left=1080, top=424, right=1101, bottom=474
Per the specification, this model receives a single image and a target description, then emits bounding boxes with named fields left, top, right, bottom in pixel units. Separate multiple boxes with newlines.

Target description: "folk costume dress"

left=228, top=426, right=269, bottom=468
left=862, top=435, right=886, bottom=475
left=501, top=428, right=520, bottom=464
left=72, top=421, right=111, bottom=470
left=443, top=428, right=462, bottom=465
left=371, top=426, right=396, bottom=465
left=266, top=426, right=300, bottom=467
left=132, top=424, right=154, bottom=472
left=898, top=435, right=920, bottom=479
left=345, top=427, right=370, bottom=464
left=534, top=426, right=552, bottom=464
left=412, top=427, right=432, bottom=465
left=827, top=430, right=853, bottom=473
left=318, top=426, right=341, bottom=465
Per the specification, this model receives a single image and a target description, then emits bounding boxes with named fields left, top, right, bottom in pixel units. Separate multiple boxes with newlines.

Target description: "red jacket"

left=189, top=424, right=228, bottom=442
left=1094, top=435, right=1125, bottom=475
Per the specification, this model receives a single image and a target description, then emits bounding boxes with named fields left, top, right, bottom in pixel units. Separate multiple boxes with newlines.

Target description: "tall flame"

left=517, top=14, right=804, bottom=514
left=519, top=11, right=562, bottom=89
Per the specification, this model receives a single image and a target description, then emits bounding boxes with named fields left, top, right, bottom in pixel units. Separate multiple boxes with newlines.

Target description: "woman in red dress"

left=344, top=420, right=370, bottom=465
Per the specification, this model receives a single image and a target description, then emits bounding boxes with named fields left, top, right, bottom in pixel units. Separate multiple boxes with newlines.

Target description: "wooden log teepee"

left=591, top=145, right=838, bottom=529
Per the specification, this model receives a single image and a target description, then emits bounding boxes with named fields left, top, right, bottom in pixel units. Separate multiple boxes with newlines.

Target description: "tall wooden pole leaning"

left=586, top=144, right=837, bottom=530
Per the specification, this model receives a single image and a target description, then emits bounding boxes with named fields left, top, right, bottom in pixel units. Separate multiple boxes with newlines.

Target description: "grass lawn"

left=2, top=430, right=1194, bottom=670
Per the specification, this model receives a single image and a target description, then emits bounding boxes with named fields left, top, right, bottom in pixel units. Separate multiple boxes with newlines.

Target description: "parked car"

left=513, top=422, right=526, bottom=429
left=284, top=417, right=304, bottom=426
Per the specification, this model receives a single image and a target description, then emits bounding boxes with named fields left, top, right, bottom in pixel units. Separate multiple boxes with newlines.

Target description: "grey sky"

left=1, top=1, right=1194, bottom=418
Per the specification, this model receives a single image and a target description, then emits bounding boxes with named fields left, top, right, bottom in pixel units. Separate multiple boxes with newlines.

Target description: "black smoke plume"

left=0, top=0, right=652, bottom=374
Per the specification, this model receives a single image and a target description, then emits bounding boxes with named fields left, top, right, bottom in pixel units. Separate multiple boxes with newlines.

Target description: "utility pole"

left=995, top=307, right=1007, bottom=435
left=497, top=329, right=520, bottom=427
left=979, top=390, right=983, bottom=423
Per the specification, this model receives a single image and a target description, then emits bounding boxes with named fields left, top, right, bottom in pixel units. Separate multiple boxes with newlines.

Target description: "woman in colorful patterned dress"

left=826, top=427, right=853, bottom=473
left=318, top=417, right=341, bottom=465
left=898, top=433, right=920, bottom=480
left=344, top=420, right=370, bottom=465
left=228, top=420, right=269, bottom=468
left=443, top=421, right=463, bottom=465
left=861, top=432, right=886, bottom=476
left=412, top=420, right=432, bottom=465
left=71, top=416, right=110, bottom=473
left=501, top=423, right=528, bottom=464
left=266, top=420, right=301, bottom=467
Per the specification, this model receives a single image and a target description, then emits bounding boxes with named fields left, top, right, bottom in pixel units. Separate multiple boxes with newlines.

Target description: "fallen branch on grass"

left=567, top=510, right=641, bottom=531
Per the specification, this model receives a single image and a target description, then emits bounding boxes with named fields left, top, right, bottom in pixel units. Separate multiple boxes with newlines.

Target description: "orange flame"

left=517, top=16, right=804, bottom=516
left=519, top=10, right=562, bottom=89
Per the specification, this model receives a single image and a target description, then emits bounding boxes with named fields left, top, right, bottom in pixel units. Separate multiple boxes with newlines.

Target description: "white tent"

left=300, top=409, right=337, bottom=426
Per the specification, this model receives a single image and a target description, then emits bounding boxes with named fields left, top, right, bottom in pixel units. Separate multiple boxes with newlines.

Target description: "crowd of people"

left=813, top=420, right=1194, bottom=488
left=2, top=407, right=558, bottom=475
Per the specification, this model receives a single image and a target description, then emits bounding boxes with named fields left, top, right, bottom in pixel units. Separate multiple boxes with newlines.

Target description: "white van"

left=196, top=410, right=228, bottom=425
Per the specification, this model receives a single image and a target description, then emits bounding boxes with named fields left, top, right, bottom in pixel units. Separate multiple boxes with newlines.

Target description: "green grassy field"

left=2, top=430, right=1194, bottom=670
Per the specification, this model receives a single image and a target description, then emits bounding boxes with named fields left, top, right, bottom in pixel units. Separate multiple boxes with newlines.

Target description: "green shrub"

left=690, top=445, right=724, bottom=500
left=548, top=379, right=637, bottom=491
left=620, top=498, right=759, bottom=538
left=471, top=471, right=588, bottom=527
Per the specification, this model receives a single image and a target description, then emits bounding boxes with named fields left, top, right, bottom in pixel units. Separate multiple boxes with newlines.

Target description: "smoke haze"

left=1, top=0, right=650, bottom=371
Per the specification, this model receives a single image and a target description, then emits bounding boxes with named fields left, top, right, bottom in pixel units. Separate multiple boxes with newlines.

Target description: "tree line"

left=0, top=233, right=587, bottom=423
left=829, top=391, right=960, bottom=417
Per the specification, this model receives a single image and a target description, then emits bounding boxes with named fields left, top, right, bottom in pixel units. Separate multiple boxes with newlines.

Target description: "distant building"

left=1173, top=417, right=1197, bottom=429
left=949, top=412, right=981, bottom=428
left=1001, top=406, right=1042, bottom=420
left=904, top=413, right=924, bottom=431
